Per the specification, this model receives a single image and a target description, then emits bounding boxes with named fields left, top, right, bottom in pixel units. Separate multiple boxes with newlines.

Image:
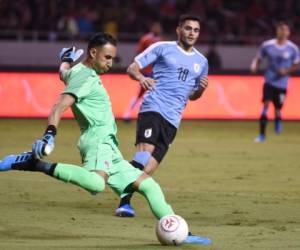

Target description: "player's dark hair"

left=276, top=21, right=289, bottom=28
left=87, top=32, right=117, bottom=51
left=178, top=14, right=200, bottom=26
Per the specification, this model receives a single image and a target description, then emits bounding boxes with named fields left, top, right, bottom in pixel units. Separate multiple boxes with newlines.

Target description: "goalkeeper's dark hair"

left=178, top=14, right=200, bottom=27
left=87, top=32, right=117, bottom=51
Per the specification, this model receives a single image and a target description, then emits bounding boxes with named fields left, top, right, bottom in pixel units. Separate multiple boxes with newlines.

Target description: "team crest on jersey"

left=283, top=51, right=290, bottom=59
left=194, top=63, right=200, bottom=73
left=144, top=128, right=152, bottom=138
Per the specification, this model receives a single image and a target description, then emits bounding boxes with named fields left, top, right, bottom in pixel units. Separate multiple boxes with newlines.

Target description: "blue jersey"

left=135, top=41, right=208, bottom=128
left=257, top=39, right=300, bottom=89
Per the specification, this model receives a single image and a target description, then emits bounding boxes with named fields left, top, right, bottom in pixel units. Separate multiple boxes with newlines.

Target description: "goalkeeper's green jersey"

left=62, top=63, right=117, bottom=143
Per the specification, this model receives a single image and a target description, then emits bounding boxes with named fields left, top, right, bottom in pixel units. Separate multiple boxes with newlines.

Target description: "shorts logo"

left=144, top=128, right=152, bottom=138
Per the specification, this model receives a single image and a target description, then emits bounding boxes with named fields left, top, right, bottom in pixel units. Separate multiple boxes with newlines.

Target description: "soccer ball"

left=156, top=214, right=189, bottom=246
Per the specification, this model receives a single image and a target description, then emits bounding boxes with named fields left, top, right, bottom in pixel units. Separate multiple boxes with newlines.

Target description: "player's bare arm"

left=250, top=57, right=261, bottom=74
left=30, top=93, right=75, bottom=158
left=127, top=62, right=156, bottom=90
left=48, top=94, right=75, bottom=128
left=59, top=62, right=71, bottom=82
left=189, top=77, right=208, bottom=101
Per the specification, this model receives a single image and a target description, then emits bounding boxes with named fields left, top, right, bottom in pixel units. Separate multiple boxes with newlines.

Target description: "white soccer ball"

left=156, top=214, right=189, bottom=246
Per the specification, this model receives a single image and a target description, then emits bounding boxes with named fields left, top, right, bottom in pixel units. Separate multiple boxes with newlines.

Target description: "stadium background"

left=0, top=1, right=300, bottom=250
left=0, top=0, right=300, bottom=120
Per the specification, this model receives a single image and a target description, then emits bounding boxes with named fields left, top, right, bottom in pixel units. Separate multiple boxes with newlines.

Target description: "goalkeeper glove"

left=59, top=46, right=84, bottom=63
left=32, top=125, right=56, bottom=159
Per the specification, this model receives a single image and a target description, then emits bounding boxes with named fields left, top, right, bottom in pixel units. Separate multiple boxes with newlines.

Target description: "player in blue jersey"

left=251, top=22, right=300, bottom=142
left=116, top=14, right=209, bottom=239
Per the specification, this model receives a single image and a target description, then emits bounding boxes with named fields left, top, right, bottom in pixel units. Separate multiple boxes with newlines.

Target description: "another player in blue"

left=251, top=22, right=300, bottom=142
left=116, top=14, right=209, bottom=244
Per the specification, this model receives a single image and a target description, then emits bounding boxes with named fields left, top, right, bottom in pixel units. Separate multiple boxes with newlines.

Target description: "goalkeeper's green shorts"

left=79, top=135, right=143, bottom=197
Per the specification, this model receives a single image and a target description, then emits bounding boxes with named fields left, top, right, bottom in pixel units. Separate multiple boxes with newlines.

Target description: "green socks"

left=138, top=177, right=174, bottom=219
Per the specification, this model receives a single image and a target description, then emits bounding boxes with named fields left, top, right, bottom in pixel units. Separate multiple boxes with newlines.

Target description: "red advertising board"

left=0, top=73, right=299, bottom=119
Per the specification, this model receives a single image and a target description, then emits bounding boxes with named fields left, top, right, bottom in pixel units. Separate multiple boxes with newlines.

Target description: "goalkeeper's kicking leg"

left=0, top=152, right=211, bottom=245
left=0, top=153, right=172, bottom=219
left=0, top=152, right=106, bottom=194
left=131, top=174, right=211, bottom=245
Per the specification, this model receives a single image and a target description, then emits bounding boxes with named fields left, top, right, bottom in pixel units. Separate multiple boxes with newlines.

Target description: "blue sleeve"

left=292, top=46, right=300, bottom=64
left=200, top=60, right=209, bottom=78
left=257, top=43, right=266, bottom=59
left=134, top=42, right=163, bottom=69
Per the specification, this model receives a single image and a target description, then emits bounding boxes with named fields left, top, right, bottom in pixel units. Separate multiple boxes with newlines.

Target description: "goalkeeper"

left=0, top=32, right=210, bottom=245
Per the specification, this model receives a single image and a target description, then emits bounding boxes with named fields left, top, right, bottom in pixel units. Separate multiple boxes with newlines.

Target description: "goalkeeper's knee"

left=83, top=171, right=105, bottom=193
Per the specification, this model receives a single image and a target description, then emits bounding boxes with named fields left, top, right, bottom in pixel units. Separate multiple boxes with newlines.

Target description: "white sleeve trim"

left=134, top=57, right=143, bottom=69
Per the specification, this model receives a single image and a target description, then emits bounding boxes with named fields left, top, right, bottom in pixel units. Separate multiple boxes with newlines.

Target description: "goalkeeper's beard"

left=94, top=63, right=109, bottom=75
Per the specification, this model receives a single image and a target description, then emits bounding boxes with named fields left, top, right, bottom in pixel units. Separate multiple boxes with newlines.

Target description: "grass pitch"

left=0, top=119, right=299, bottom=250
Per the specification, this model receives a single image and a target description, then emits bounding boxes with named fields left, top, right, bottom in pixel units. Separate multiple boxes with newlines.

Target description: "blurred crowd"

left=0, top=0, right=300, bottom=44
